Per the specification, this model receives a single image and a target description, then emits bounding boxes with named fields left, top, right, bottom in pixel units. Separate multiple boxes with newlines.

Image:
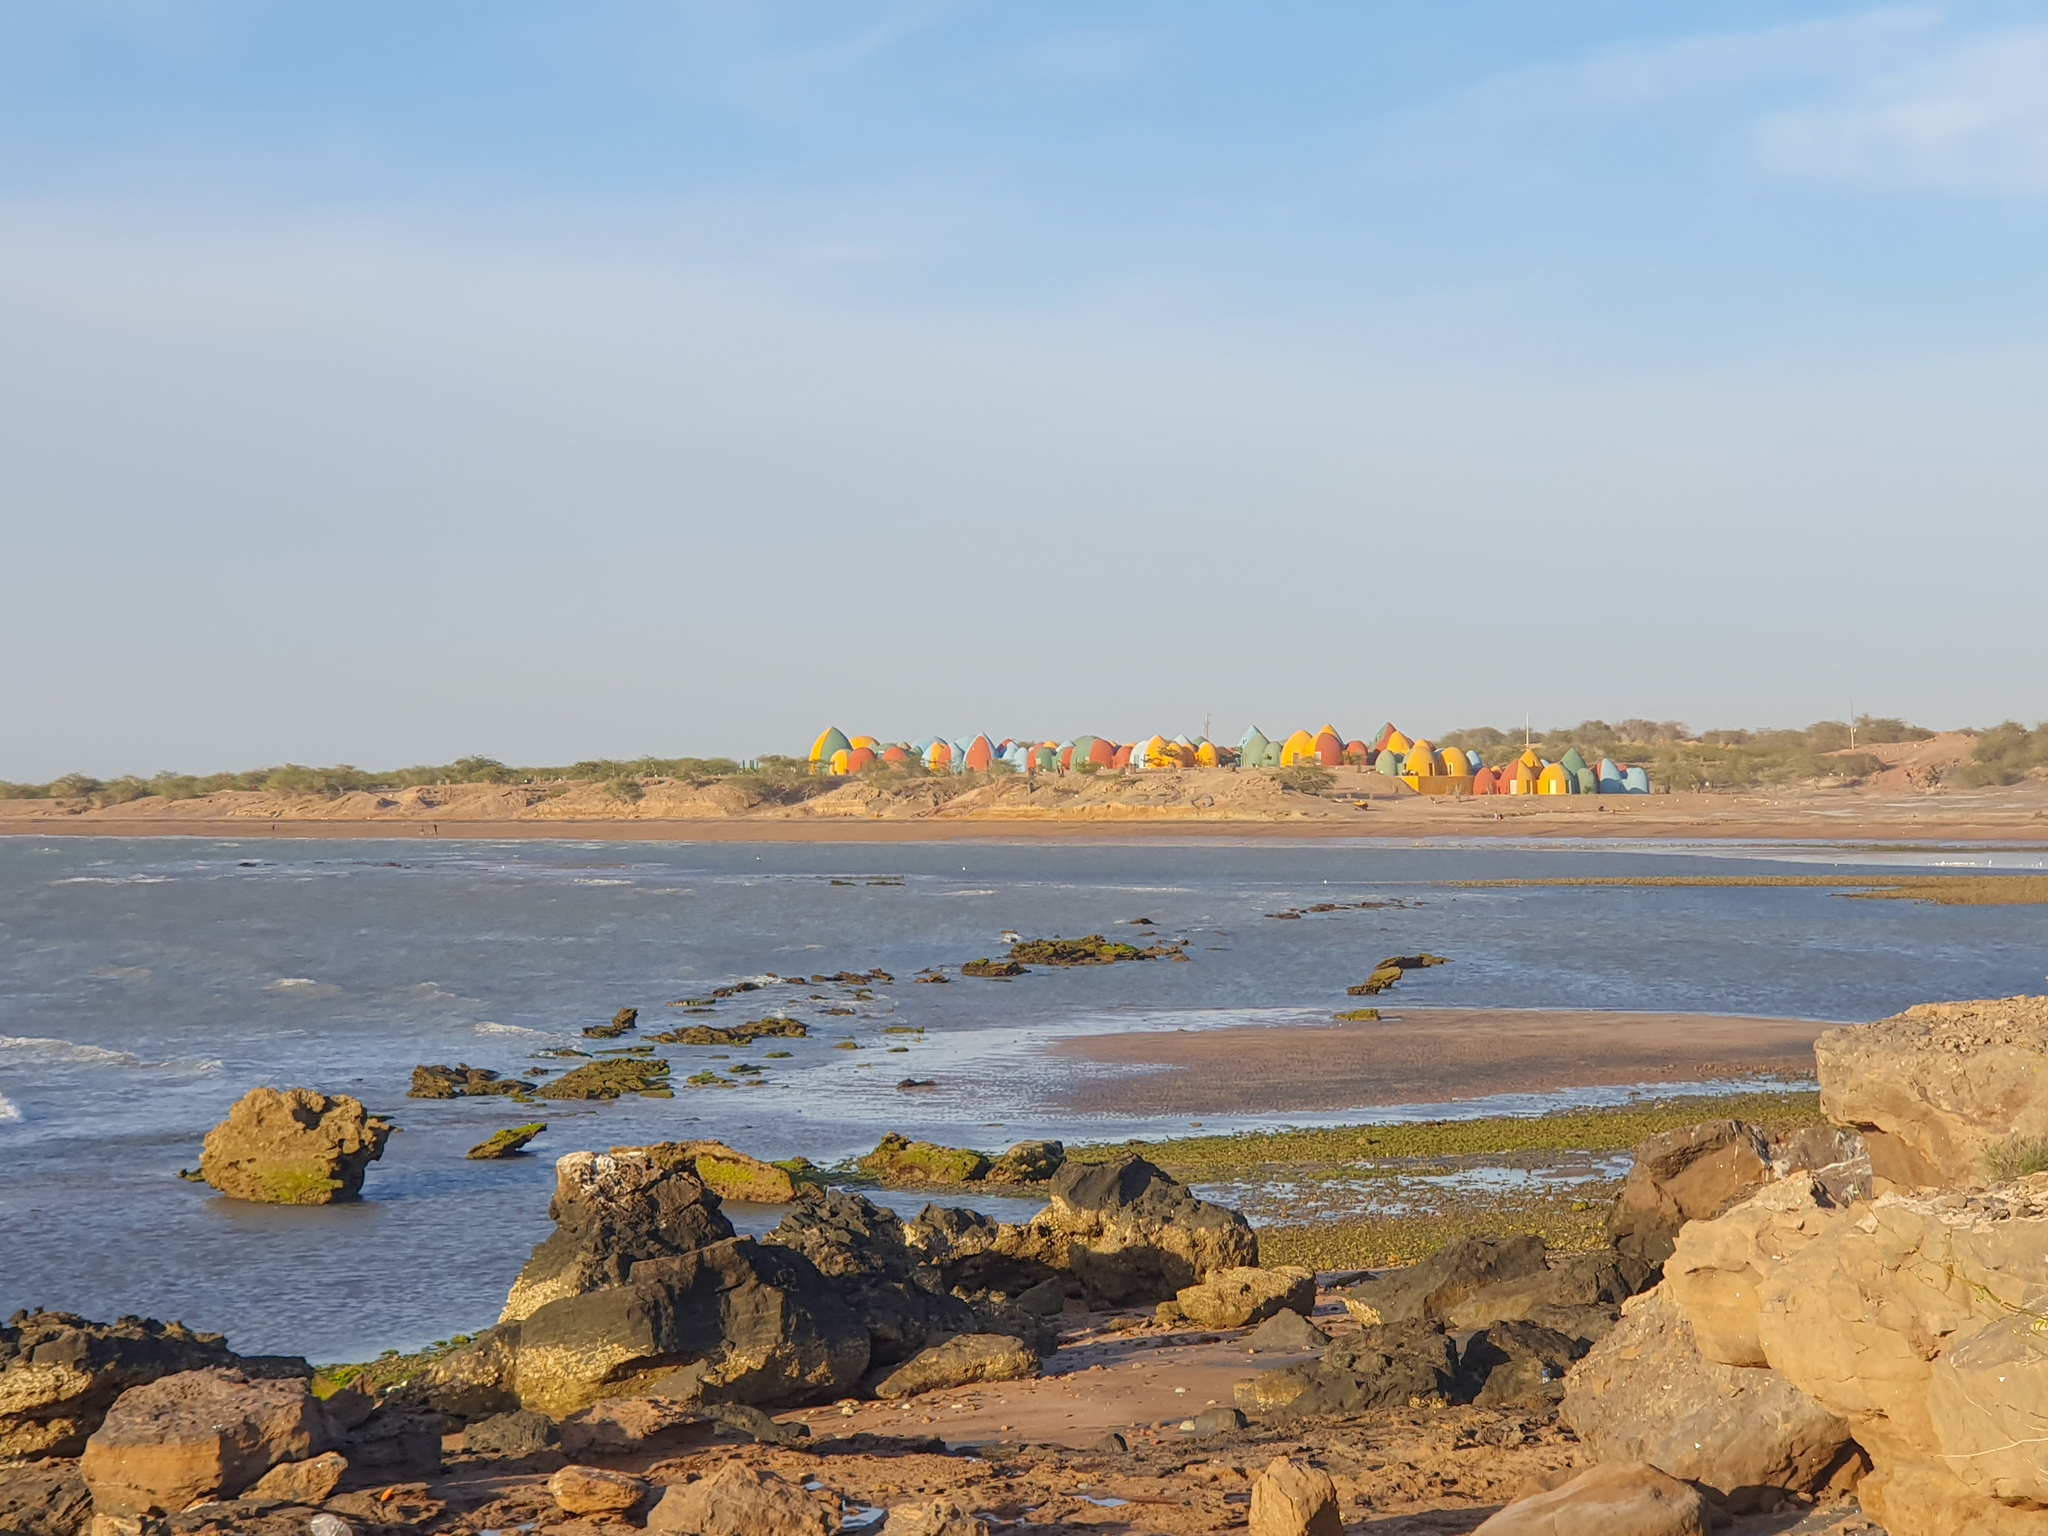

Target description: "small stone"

left=1187, top=1406, right=1245, bottom=1435
left=1246, top=1309, right=1329, bottom=1352
left=244, top=1451, right=348, bottom=1505
left=1248, top=1456, right=1341, bottom=1536
left=307, top=1516, right=352, bottom=1536
left=547, top=1465, right=647, bottom=1516
left=1090, top=1432, right=1128, bottom=1453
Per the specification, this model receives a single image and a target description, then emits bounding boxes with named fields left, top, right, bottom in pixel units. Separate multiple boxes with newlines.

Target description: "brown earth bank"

left=6, top=759, right=2048, bottom=843
left=1051, top=1011, right=1829, bottom=1119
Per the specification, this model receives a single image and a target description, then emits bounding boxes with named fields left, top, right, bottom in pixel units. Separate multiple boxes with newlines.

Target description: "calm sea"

left=2, top=834, right=2042, bottom=1361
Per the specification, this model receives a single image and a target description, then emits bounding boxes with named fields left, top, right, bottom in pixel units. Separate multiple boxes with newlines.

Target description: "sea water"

left=2, top=834, right=2042, bottom=1360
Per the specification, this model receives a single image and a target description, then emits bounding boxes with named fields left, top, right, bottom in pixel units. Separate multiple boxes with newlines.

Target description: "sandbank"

left=1048, top=1008, right=1828, bottom=1118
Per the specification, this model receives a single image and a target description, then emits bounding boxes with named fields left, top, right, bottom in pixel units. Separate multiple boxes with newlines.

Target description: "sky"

left=3, top=1, right=2046, bottom=780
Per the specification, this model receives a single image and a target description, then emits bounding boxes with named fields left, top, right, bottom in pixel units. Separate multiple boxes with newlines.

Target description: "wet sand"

left=6, top=791, right=2047, bottom=843
left=1050, top=1008, right=1829, bottom=1118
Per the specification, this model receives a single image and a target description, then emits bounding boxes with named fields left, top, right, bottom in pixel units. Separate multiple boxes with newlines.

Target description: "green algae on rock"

left=961, top=958, right=1026, bottom=977
left=1348, top=953, right=1452, bottom=996
left=1004, top=934, right=1187, bottom=965
left=581, top=1007, right=639, bottom=1039
left=467, top=1123, right=546, bottom=1160
left=533, top=1058, right=671, bottom=1100
left=408, top=1063, right=531, bottom=1099
left=648, top=1017, right=808, bottom=1045
left=859, top=1131, right=990, bottom=1184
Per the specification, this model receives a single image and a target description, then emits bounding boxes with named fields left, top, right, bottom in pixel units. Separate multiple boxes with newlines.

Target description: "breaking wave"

left=474, top=1022, right=549, bottom=1037
left=0, top=1093, right=20, bottom=1123
left=0, top=1036, right=142, bottom=1067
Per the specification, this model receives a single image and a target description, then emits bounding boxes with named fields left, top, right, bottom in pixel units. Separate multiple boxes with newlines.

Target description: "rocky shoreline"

left=11, top=995, right=2048, bottom=1534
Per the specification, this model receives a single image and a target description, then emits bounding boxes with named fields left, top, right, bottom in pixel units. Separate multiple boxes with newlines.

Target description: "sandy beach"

left=1050, top=1008, right=1830, bottom=1118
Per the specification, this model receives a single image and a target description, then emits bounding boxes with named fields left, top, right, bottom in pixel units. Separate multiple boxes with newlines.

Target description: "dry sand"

left=1050, top=1009, right=1829, bottom=1118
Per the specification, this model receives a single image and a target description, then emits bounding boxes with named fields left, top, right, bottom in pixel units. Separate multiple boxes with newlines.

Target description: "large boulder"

left=78, top=1369, right=327, bottom=1517
left=858, top=1134, right=989, bottom=1186
left=1472, top=1462, right=1706, bottom=1536
left=1752, top=1178, right=2048, bottom=1530
left=501, top=1148, right=736, bottom=1323
left=1235, top=1321, right=1459, bottom=1417
left=503, top=1236, right=866, bottom=1417
left=198, top=1087, right=391, bottom=1205
left=1661, top=1172, right=1847, bottom=1369
left=1606, top=1120, right=1771, bottom=1272
left=903, top=1207, right=1058, bottom=1298
left=1006, top=1156, right=1257, bottom=1307
left=1562, top=1286, right=1854, bottom=1500
left=1340, top=1235, right=1638, bottom=1343
left=0, top=1311, right=305, bottom=1460
left=1816, top=995, right=2048, bottom=1192
left=1172, top=1266, right=1315, bottom=1330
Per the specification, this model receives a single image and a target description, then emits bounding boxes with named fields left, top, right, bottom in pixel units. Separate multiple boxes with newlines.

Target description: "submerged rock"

left=649, top=1019, right=808, bottom=1046
left=582, top=1008, right=639, bottom=1040
left=533, top=1058, right=671, bottom=1100
left=198, top=1087, right=391, bottom=1205
left=410, top=1064, right=529, bottom=1099
left=468, top=1123, right=546, bottom=1160
left=959, top=959, right=1025, bottom=977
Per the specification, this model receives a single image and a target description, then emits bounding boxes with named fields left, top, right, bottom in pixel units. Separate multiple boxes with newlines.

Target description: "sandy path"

left=1048, top=1008, right=1829, bottom=1117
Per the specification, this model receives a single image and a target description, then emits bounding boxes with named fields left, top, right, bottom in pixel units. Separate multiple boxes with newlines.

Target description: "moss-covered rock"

left=961, top=958, right=1026, bottom=977
left=1003, top=935, right=1188, bottom=966
left=648, top=1017, right=808, bottom=1046
left=641, top=1140, right=808, bottom=1203
left=986, top=1139, right=1066, bottom=1185
left=859, top=1132, right=990, bottom=1185
left=468, top=1123, right=546, bottom=1160
left=534, top=1058, right=671, bottom=1100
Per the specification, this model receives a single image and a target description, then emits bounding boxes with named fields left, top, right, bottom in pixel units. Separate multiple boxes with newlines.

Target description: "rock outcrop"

left=1004, top=1156, right=1257, bottom=1307
left=0, top=1311, right=306, bottom=1460
left=1562, top=1286, right=1854, bottom=1501
left=78, top=1369, right=327, bottom=1516
left=197, top=1088, right=391, bottom=1205
left=1169, top=1266, right=1315, bottom=1329
left=655, top=1141, right=804, bottom=1204
left=1816, top=994, right=2048, bottom=1192
left=0, top=1465, right=90, bottom=1536
left=500, top=1148, right=736, bottom=1322
left=858, top=1134, right=990, bottom=1186
left=1605, top=1120, right=1772, bottom=1272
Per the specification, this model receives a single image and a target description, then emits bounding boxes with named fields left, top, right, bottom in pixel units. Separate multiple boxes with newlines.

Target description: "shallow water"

left=2, top=834, right=2042, bottom=1360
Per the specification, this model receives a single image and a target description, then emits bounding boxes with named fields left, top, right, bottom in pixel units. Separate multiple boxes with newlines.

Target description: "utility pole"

left=1849, top=698, right=1856, bottom=750
left=1204, top=711, right=1212, bottom=745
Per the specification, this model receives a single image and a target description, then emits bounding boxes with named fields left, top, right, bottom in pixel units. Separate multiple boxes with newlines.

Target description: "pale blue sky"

left=4, top=2, right=2046, bottom=778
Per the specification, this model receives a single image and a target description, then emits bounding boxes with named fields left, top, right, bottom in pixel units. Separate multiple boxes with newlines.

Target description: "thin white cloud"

left=1760, top=26, right=2048, bottom=192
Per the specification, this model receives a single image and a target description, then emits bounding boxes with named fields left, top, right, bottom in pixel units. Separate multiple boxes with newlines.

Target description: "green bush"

left=1957, top=723, right=2048, bottom=787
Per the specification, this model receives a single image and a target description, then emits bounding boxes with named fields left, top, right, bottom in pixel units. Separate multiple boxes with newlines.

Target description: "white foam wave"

left=53, top=874, right=171, bottom=885
left=0, top=1093, right=21, bottom=1123
left=573, top=878, right=633, bottom=886
left=267, top=977, right=323, bottom=990
left=0, top=1036, right=141, bottom=1067
left=88, top=965, right=154, bottom=981
left=474, top=1022, right=549, bottom=1037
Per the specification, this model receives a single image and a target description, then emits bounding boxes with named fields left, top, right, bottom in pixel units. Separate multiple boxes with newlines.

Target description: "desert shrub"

left=1275, top=765, right=1333, bottom=793
left=1987, top=1134, right=2048, bottom=1183
left=1956, top=723, right=2048, bottom=788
